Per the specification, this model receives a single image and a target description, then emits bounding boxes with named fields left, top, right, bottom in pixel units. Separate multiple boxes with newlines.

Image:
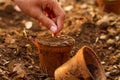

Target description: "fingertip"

left=50, top=25, right=58, bottom=33
left=56, top=12, right=65, bottom=33
left=57, top=18, right=64, bottom=33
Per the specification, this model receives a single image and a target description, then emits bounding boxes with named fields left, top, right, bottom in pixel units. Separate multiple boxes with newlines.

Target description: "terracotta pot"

left=54, top=46, right=106, bottom=80
left=35, top=35, right=75, bottom=77
left=96, top=0, right=120, bottom=14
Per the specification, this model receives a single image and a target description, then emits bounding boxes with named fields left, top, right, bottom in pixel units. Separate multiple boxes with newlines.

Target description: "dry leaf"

left=13, top=63, right=26, bottom=78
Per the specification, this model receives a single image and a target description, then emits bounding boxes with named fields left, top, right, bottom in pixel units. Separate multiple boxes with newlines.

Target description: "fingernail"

left=50, top=25, right=58, bottom=33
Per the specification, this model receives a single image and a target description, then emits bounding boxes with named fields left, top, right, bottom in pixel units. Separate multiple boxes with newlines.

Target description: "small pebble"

left=101, top=61, right=106, bottom=65
left=0, top=68, right=3, bottom=73
left=106, top=39, right=115, bottom=44
left=80, top=4, right=87, bottom=9
left=100, top=34, right=107, bottom=40
left=108, top=28, right=117, bottom=35
left=28, top=65, right=33, bottom=69
left=64, top=5, right=73, bottom=11
left=25, top=21, right=33, bottom=29
left=118, top=65, right=120, bottom=68
left=105, top=72, right=110, bottom=77
left=96, top=15, right=110, bottom=25
left=115, top=36, right=119, bottom=41
left=108, top=47, right=113, bottom=50
left=113, top=65, right=117, bottom=69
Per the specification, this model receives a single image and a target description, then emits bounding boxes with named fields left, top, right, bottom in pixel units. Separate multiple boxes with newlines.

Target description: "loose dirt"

left=0, top=0, right=120, bottom=80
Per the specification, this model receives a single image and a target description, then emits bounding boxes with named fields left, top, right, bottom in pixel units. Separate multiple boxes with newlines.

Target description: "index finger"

left=52, top=1, right=65, bottom=33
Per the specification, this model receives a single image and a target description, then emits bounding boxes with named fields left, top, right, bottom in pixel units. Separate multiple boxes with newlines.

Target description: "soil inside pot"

left=38, top=35, right=75, bottom=47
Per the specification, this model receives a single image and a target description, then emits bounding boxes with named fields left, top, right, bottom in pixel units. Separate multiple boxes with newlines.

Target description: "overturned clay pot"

left=36, top=35, right=75, bottom=77
left=54, top=46, right=106, bottom=80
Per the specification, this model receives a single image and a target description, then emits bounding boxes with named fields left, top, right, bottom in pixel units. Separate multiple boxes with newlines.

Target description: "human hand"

left=13, top=0, right=65, bottom=34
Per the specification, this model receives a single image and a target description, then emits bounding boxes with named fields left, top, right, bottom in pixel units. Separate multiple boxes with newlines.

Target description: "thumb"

left=30, top=7, right=58, bottom=33
left=38, top=13, right=58, bottom=33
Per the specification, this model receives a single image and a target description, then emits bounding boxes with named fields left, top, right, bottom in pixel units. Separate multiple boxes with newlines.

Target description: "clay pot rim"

left=38, top=43, right=74, bottom=47
left=81, top=46, right=101, bottom=63
left=38, top=35, right=75, bottom=47
left=80, top=46, right=103, bottom=70
left=80, top=46, right=106, bottom=79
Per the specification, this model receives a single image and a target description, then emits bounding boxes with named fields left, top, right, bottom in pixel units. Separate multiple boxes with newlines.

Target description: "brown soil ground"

left=0, top=0, right=120, bottom=80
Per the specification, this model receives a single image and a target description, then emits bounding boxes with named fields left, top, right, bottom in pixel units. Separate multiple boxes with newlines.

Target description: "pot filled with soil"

left=35, top=35, right=75, bottom=77
left=55, top=46, right=106, bottom=80
left=96, top=0, right=120, bottom=14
